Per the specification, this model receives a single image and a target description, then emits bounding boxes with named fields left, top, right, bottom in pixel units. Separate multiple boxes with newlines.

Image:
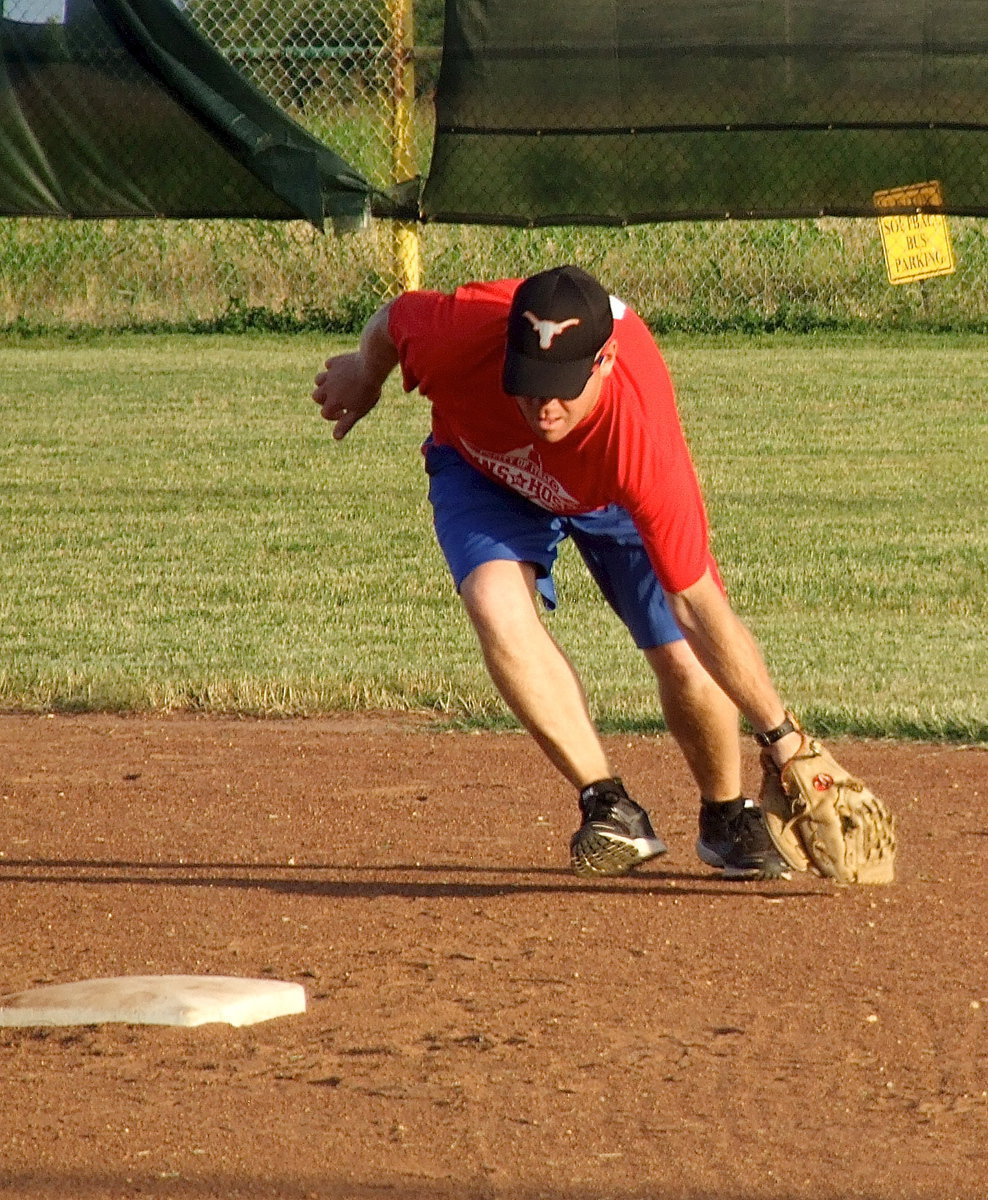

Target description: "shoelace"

left=585, top=797, right=623, bottom=824
left=584, top=793, right=640, bottom=831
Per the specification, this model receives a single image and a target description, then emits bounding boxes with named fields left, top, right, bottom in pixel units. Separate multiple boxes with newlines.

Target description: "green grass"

left=0, top=330, right=984, bottom=741
left=2, top=215, right=986, bottom=333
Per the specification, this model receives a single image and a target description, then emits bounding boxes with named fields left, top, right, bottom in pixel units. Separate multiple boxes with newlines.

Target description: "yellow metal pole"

left=387, top=0, right=421, bottom=293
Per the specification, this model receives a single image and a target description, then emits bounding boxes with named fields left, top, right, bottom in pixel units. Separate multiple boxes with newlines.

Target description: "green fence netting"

left=0, top=0, right=376, bottom=224
left=423, top=0, right=988, bottom=225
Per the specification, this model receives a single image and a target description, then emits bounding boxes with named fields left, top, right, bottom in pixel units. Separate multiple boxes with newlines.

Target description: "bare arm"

left=312, top=300, right=401, bottom=440
left=666, top=569, right=803, bottom=765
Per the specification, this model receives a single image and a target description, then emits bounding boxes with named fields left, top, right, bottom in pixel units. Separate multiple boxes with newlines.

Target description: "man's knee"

left=646, top=640, right=738, bottom=728
left=461, top=559, right=536, bottom=607
left=644, top=638, right=707, bottom=686
left=460, top=559, right=540, bottom=635
left=649, top=638, right=732, bottom=697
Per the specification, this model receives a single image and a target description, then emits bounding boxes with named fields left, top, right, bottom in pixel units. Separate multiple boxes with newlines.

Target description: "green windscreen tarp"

left=0, top=0, right=376, bottom=225
left=422, top=0, right=988, bottom=225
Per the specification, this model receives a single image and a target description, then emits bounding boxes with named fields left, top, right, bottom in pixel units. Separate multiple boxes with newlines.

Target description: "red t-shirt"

left=388, top=278, right=716, bottom=594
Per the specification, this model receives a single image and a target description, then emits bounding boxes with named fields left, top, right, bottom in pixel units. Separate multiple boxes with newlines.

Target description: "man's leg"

left=643, top=638, right=789, bottom=879
left=459, top=558, right=610, bottom=788
left=642, top=638, right=742, bottom=802
left=459, top=558, right=667, bottom=876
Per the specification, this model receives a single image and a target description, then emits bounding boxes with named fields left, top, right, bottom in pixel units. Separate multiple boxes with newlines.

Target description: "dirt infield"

left=1, top=713, right=986, bottom=1200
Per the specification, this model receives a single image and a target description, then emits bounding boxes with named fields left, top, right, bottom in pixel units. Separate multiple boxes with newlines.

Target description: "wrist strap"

left=754, top=716, right=797, bottom=747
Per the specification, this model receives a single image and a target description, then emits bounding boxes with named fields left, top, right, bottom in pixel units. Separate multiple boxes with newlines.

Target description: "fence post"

left=387, top=0, right=421, bottom=292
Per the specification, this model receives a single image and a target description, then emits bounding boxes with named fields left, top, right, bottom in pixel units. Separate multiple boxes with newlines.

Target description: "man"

left=312, top=265, right=804, bottom=881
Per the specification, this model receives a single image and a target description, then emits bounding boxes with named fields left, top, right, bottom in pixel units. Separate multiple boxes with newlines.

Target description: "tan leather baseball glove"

left=759, top=715, right=897, bottom=884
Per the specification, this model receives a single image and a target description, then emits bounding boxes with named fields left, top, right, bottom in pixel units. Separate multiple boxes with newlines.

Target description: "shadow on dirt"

left=0, top=856, right=825, bottom=901
left=0, top=1170, right=896, bottom=1200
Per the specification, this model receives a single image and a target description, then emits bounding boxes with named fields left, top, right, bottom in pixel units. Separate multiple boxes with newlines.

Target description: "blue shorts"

left=424, top=441, right=684, bottom=650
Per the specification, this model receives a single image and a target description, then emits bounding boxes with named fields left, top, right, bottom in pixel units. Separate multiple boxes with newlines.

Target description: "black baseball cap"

left=502, top=265, right=614, bottom=400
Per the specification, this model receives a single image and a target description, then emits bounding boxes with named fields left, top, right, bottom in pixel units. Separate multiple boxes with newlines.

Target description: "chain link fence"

left=1, top=0, right=985, bottom=331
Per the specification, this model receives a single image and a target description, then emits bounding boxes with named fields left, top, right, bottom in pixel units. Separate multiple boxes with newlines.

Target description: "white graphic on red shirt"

left=522, top=311, right=580, bottom=349
left=460, top=440, right=582, bottom=512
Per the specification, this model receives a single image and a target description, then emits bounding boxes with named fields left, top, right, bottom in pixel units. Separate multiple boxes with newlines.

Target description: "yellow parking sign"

left=873, top=181, right=956, bottom=285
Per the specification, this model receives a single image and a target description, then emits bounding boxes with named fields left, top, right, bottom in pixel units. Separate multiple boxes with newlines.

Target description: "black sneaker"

left=696, top=797, right=791, bottom=880
left=570, top=778, right=668, bottom=878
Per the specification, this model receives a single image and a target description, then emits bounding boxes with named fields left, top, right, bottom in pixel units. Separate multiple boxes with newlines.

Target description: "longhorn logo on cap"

left=522, top=311, right=581, bottom=350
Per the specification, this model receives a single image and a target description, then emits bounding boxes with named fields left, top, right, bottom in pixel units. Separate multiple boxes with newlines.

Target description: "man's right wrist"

left=753, top=715, right=798, bottom=747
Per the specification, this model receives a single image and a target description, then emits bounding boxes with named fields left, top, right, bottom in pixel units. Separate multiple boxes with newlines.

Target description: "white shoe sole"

left=570, top=827, right=667, bottom=878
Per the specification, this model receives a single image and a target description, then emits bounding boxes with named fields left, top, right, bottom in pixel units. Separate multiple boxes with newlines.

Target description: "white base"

left=0, top=974, right=307, bottom=1028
